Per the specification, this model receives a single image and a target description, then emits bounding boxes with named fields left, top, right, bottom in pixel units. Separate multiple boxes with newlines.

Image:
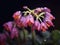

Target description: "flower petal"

left=44, top=18, right=54, bottom=27
left=3, top=21, right=13, bottom=31
left=34, top=8, right=42, bottom=14
left=10, top=27, right=18, bottom=39
left=45, top=12, right=55, bottom=20
left=34, top=20, right=41, bottom=31
left=20, top=16, right=27, bottom=27
left=43, top=7, right=51, bottom=12
left=40, top=22, right=48, bottom=32
left=13, top=11, right=21, bottom=20
left=26, top=15, right=34, bottom=26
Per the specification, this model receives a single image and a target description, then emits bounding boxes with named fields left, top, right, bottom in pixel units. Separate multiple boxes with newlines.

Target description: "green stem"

left=32, top=30, right=37, bottom=45
left=23, top=29, right=26, bottom=41
left=23, top=28, right=28, bottom=45
left=16, top=30, right=22, bottom=45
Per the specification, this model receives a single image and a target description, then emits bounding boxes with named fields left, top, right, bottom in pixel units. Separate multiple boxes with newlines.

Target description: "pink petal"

left=34, top=20, right=41, bottom=31
left=44, top=18, right=54, bottom=27
left=23, top=6, right=28, bottom=9
left=40, top=22, right=48, bottom=31
left=20, top=16, right=27, bottom=27
left=10, top=27, right=18, bottom=39
left=43, top=7, right=51, bottom=12
left=35, top=8, right=41, bottom=13
left=45, top=12, right=55, bottom=20
left=26, top=15, right=34, bottom=26
left=13, top=11, right=21, bottom=20
left=3, top=21, right=13, bottom=31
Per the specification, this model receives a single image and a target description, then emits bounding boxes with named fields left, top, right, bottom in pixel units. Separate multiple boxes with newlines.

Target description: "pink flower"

left=20, top=16, right=27, bottom=27
left=26, top=15, right=34, bottom=26
left=43, top=7, right=51, bottom=12
left=44, top=17, right=54, bottom=27
left=16, top=16, right=27, bottom=28
left=23, top=6, right=28, bottom=9
left=40, top=22, right=48, bottom=32
left=13, top=11, right=21, bottom=21
left=11, top=6, right=55, bottom=32
left=10, top=27, right=19, bottom=39
left=32, top=20, right=41, bottom=31
left=34, top=8, right=42, bottom=14
left=45, top=12, right=55, bottom=20
left=3, top=21, right=13, bottom=31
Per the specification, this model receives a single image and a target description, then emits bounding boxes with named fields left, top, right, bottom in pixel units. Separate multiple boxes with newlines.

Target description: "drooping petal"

left=44, top=18, right=54, bottom=27
left=40, top=22, right=48, bottom=32
left=20, top=16, right=27, bottom=27
left=3, top=21, right=13, bottom=31
left=10, top=27, right=18, bottom=39
left=34, top=20, right=41, bottom=31
left=13, top=11, right=22, bottom=20
left=26, top=15, right=34, bottom=26
left=45, top=12, right=55, bottom=20
left=14, top=16, right=27, bottom=28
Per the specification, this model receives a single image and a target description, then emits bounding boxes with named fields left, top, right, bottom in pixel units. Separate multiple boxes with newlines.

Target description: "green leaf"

left=52, top=30, right=60, bottom=41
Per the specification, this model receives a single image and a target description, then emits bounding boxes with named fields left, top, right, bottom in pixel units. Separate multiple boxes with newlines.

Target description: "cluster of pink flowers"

left=3, top=21, right=19, bottom=39
left=12, top=6, right=55, bottom=32
left=1, top=6, right=55, bottom=40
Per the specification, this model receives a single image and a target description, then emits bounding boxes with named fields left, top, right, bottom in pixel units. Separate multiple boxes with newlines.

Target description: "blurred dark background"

left=0, top=0, right=60, bottom=32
